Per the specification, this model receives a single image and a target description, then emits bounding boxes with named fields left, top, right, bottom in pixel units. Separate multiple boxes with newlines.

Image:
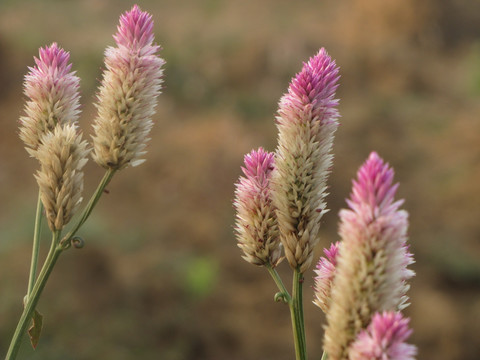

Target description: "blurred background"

left=0, top=0, right=479, bottom=359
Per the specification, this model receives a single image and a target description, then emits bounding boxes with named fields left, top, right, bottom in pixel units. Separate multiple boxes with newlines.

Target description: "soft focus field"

left=1, top=0, right=479, bottom=359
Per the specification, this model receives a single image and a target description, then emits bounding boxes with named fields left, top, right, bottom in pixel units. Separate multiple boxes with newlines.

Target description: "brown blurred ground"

left=0, top=0, right=479, bottom=359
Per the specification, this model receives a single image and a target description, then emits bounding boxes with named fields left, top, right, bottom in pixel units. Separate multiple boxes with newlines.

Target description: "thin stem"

left=292, top=268, right=307, bottom=360
left=266, top=264, right=291, bottom=303
left=266, top=264, right=306, bottom=360
left=60, top=169, right=115, bottom=246
left=6, top=232, right=62, bottom=360
left=27, top=193, right=43, bottom=298
left=321, top=351, right=328, bottom=360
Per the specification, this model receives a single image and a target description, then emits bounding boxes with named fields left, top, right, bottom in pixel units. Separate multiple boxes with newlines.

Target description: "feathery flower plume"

left=313, top=241, right=339, bottom=313
left=19, top=43, right=81, bottom=157
left=92, top=4, right=165, bottom=170
left=272, top=48, right=340, bottom=273
left=324, top=152, right=415, bottom=360
left=349, top=311, right=417, bottom=360
left=234, top=148, right=282, bottom=267
left=35, top=124, right=89, bottom=231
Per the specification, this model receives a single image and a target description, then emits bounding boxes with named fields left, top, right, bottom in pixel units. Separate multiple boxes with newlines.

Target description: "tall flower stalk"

left=234, top=48, right=340, bottom=360
left=6, top=5, right=164, bottom=359
left=19, top=43, right=81, bottom=301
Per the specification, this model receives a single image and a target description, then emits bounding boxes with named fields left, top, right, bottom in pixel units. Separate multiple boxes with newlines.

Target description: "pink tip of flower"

left=31, top=43, right=72, bottom=77
left=349, top=311, right=417, bottom=360
left=114, top=4, right=155, bottom=51
left=286, top=48, right=340, bottom=113
left=347, top=152, right=402, bottom=218
left=241, top=147, right=275, bottom=185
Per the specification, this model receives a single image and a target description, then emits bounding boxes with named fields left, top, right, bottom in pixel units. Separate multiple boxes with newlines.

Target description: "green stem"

left=266, top=264, right=291, bottom=303
left=60, top=169, right=115, bottom=246
left=321, top=351, right=328, bottom=360
left=266, top=265, right=306, bottom=360
left=293, top=268, right=307, bottom=360
left=27, top=193, right=43, bottom=298
left=6, top=232, right=62, bottom=360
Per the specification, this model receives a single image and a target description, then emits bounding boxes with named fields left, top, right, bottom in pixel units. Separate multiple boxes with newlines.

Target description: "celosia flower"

left=272, top=48, right=340, bottom=273
left=19, top=43, right=81, bottom=157
left=313, top=241, right=340, bottom=313
left=349, top=311, right=417, bottom=360
left=35, top=124, right=89, bottom=231
left=324, top=152, right=415, bottom=360
left=234, top=148, right=282, bottom=267
left=92, top=4, right=165, bottom=170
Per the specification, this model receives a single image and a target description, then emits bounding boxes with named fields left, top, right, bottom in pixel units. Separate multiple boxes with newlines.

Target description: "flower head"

left=92, top=4, right=165, bottom=170
left=272, top=48, right=340, bottom=273
left=324, top=152, right=415, bottom=360
left=35, top=124, right=89, bottom=231
left=234, top=148, right=282, bottom=267
left=19, top=43, right=81, bottom=157
left=349, top=311, right=417, bottom=360
left=313, top=241, right=340, bottom=313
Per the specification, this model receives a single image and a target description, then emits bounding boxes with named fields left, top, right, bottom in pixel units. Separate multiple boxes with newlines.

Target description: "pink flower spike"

left=349, top=311, right=417, bottom=360
left=272, top=48, right=340, bottom=273
left=313, top=241, right=340, bottom=313
left=324, top=152, right=415, bottom=360
left=20, top=43, right=81, bottom=157
left=92, top=5, right=165, bottom=170
left=234, top=148, right=282, bottom=267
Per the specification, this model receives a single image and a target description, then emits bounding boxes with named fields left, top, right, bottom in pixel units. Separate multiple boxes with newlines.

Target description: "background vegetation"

left=0, top=0, right=479, bottom=359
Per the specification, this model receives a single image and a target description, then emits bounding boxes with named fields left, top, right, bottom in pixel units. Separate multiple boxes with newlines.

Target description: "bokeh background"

left=1, top=0, right=479, bottom=359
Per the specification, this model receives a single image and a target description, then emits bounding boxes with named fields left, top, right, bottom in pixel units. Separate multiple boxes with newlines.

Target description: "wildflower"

left=323, top=152, right=415, bottom=360
left=35, top=124, right=89, bottom=231
left=234, top=148, right=282, bottom=267
left=19, top=43, right=81, bottom=157
left=272, top=48, right=340, bottom=273
left=92, top=4, right=165, bottom=170
left=349, top=311, right=417, bottom=360
left=313, top=241, right=340, bottom=313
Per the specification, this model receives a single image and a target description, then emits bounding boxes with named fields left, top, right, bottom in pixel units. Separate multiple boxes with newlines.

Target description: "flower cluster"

left=9, top=5, right=165, bottom=357
left=321, top=152, right=415, bottom=360
left=19, top=43, right=81, bottom=158
left=234, top=48, right=340, bottom=274
left=272, top=48, right=340, bottom=273
left=35, top=125, right=89, bottom=231
left=234, top=148, right=281, bottom=267
left=349, top=311, right=417, bottom=360
left=92, top=4, right=165, bottom=170
left=19, top=5, right=164, bottom=231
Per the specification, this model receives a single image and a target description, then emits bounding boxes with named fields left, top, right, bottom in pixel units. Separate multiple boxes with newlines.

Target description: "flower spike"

left=323, top=152, right=415, bottom=360
left=272, top=48, right=340, bottom=273
left=234, top=148, right=282, bottom=267
left=92, top=4, right=165, bottom=170
left=349, top=311, right=417, bottom=360
left=35, top=124, right=89, bottom=231
left=19, top=43, right=81, bottom=157
left=313, top=241, right=340, bottom=313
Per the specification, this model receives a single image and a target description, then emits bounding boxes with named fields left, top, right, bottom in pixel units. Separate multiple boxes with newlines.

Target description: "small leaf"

left=28, top=310, right=43, bottom=349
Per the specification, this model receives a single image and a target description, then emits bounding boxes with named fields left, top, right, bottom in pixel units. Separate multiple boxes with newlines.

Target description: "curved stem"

left=60, top=169, right=115, bottom=246
left=266, top=264, right=291, bottom=303
left=6, top=232, right=62, bottom=360
left=27, top=193, right=43, bottom=298
left=266, top=264, right=306, bottom=360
